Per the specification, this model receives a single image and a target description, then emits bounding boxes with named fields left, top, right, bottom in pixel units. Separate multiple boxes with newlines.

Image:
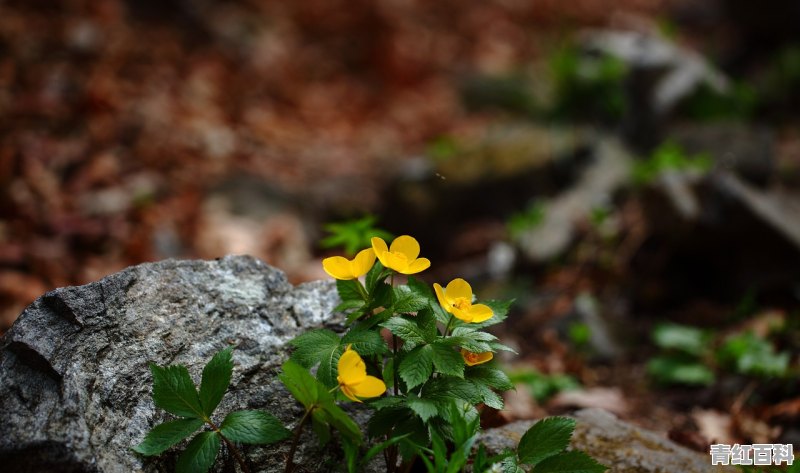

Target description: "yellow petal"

left=322, top=256, right=354, bottom=280
left=398, top=257, right=430, bottom=275
left=384, top=251, right=409, bottom=272
left=337, top=349, right=366, bottom=385
left=371, top=237, right=390, bottom=268
left=467, top=304, right=493, bottom=323
left=340, top=383, right=361, bottom=402
left=446, top=278, right=472, bottom=301
left=351, top=375, right=386, bottom=399
left=451, top=306, right=472, bottom=322
left=461, top=349, right=493, bottom=366
left=389, top=235, right=420, bottom=260
left=433, top=283, right=451, bottom=314
left=351, top=248, right=376, bottom=277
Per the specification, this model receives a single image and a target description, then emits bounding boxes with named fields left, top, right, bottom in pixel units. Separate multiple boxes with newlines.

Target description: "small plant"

left=632, top=141, right=712, bottom=186
left=647, top=323, right=715, bottom=386
left=507, top=201, right=546, bottom=239
left=283, top=234, right=607, bottom=472
left=487, top=417, right=605, bottom=473
left=133, top=348, right=290, bottom=473
left=647, top=323, right=791, bottom=386
left=509, top=368, right=582, bottom=403
left=320, top=215, right=394, bottom=257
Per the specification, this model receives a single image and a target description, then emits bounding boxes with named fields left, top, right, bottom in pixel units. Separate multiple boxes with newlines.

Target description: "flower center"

left=452, top=297, right=471, bottom=311
left=464, top=352, right=479, bottom=363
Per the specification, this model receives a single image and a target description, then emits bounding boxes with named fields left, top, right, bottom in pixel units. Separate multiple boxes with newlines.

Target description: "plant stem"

left=208, top=419, right=251, bottom=473
left=356, top=280, right=369, bottom=300
left=284, top=407, right=313, bottom=473
left=443, top=314, right=455, bottom=337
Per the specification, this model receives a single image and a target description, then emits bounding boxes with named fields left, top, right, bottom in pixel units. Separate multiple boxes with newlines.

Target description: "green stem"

left=443, top=314, right=455, bottom=337
left=284, top=408, right=313, bottom=473
left=208, top=419, right=251, bottom=473
left=355, top=280, right=369, bottom=301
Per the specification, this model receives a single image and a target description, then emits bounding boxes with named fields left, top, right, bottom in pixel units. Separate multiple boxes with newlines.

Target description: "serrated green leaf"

left=471, top=299, right=514, bottom=328
left=518, top=417, right=576, bottom=466
left=441, top=334, right=492, bottom=353
left=532, top=450, right=607, bottom=472
left=381, top=317, right=427, bottom=345
left=392, top=286, right=430, bottom=313
left=371, top=282, right=393, bottom=309
left=289, top=329, right=344, bottom=387
left=219, top=410, right=290, bottom=445
left=466, top=366, right=514, bottom=391
left=407, top=277, right=435, bottom=301
left=424, top=377, right=482, bottom=405
left=399, top=345, right=434, bottom=389
left=415, top=308, right=439, bottom=342
left=431, top=343, right=465, bottom=378
left=150, top=364, right=205, bottom=419
left=337, top=279, right=365, bottom=302
left=199, top=348, right=233, bottom=416
left=335, top=299, right=366, bottom=314
left=407, top=396, right=439, bottom=422
left=133, top=418, right=204, bottom=456
left=342, top=329, right=387, bottom=356
left=278, top=360, right=321, bottom=409
left=175, top=431, right=220, bottom=473
left=474, top=382, right=504, bottom=410
left=289, top=329, right=341, bottom=367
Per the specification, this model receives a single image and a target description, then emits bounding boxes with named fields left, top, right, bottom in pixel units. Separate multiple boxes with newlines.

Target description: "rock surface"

left=478, top=408, right=737, bottom=473
left=0, top=255, right=349, bottom=473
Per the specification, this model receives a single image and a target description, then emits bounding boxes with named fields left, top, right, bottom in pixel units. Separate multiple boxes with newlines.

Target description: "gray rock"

left=0, top=255, right=359, bottom=473
left=478, top=408, right=738, bottom=473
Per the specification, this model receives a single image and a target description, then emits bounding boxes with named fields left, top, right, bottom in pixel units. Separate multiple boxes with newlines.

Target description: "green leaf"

left=474, top=382, right=504, bottom=410
left=398, top=345, right=434, bottom=389
left=371, top=282, right=393, bottom=309
left=337, top=279, right=364, bottom=302
left=472, top=299, right=514, bottom=328
left=424, top=377, right=482, bottom=405
left=407, top=396, right=439, bottom=422
left=175, top=431, right=220, bottom=473
left=278, top=360, right=322, bottom=409
left=366, top=261, right=386, bottom=293
left=288, top=329, right=344, bottom=387
left=381, top=317, right=427, bottom=345
left=431, top=343, right=465, bottom=378
left=518, top=417, right=576, bottom=466
left=335, top=299, right=366, bottom=314
left=150, top=363, right=205, bottom=419
left=407, top=277, right=435, bottom=301
left=502, top=456, right=525, bottom=473
left=318, top=401, right=363, bottom=444
left=466, top=366, right=514, bottom=391
left=132, top=418, right=204, bottom=456
left=198, top=348, right=233, bottom=416
left=532, top=450, right=607, bottom=473
left=219, top=410, right=290, bottom=445
left=652, top=324, right=708, bottom=356
left=342, top=329, right=387, bottom=356
left=392, top=286, right=430, bottom=313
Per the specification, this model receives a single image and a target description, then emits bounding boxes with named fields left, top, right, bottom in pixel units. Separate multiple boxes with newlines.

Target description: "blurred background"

left=1, top=0, right=799, bottom=456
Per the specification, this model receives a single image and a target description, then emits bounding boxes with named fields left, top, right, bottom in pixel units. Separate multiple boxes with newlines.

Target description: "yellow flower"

left=371, top=235, right=431, bottom=275
left=433, top=278, right=493, bottom=323
left=461, top=349, right=493, bottom=366
left=337, top=345, right=386, bottom=402
left=322, top=248, right=376, bottom=280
